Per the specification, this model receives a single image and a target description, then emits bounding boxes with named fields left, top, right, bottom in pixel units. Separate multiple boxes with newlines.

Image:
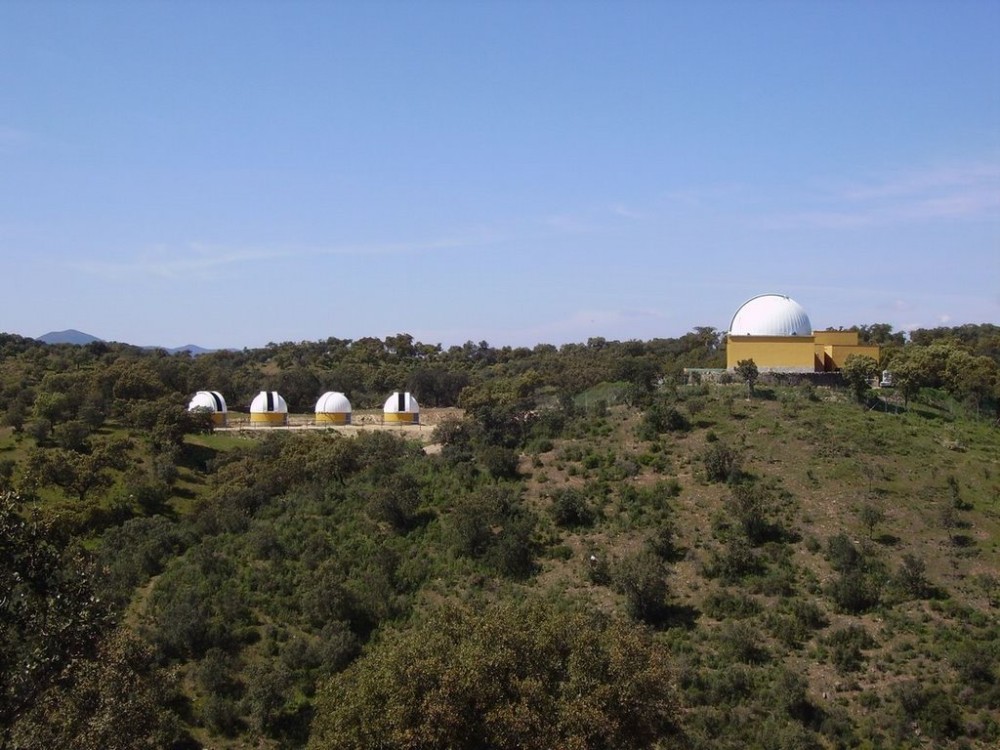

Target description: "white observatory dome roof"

left=383, top=391, right=419, bottom=414
left=188, top=390, right=227, bottom=413
left=250, top=391, right=288, bottom=413
left=729, top=294, right=812, bottom=337
left=315, top=391, right=352, bottom=414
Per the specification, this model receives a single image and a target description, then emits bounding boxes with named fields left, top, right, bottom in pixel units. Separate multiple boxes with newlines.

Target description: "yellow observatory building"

left=187, top=390, right=228, bottom=426
left=725, top=294, right=880, bottom=372
left=315, top=391, right=352, bottom=425
left=250, top=390, right=289, bottom=425
left=383, top=391, right=420, bottom=424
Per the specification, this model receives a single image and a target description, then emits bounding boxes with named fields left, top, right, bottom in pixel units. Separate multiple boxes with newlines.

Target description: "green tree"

left=309, top=599, right=679, bottom=750
left=841, top=354, right=880, bottom=403
left=703, top=442, right=742, bottom=483
left=944, top=350, right=998, bottom=416
left=726, top=482, right=779, bottom=545
left=450, top=487, right=536, bottom=578
left=612, top=549, right=671, bottom=624
left=734, top=358, right=759, bottom=399
left=0, top=492, right=113, bottom=747
left=859, top=503, right=885, bottom=540
left=7, top=628, right=181, bottom=750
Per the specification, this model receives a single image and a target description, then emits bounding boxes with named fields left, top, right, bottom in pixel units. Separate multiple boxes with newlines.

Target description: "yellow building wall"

left=726, top=336, right=816, bottom=370
left=820, top=344, right=881, bottom=371
left=250, top=412, right=288, bottom=425
left=384, top=412, right=419, bottom=424
left=316, top=412, right=351, bottom=424
left=813, top=330, right=860, bottom=346
left=728, top=331, right=879, bottom=372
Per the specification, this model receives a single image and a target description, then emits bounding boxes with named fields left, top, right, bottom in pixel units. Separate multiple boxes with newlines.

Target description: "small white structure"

left=250, top=390, right=288, bottom=426
left=188, top=390, right=228, bottom=426
left=383, top=391, right=419, bottom=424
left=315, top=391, right=352, bottom=425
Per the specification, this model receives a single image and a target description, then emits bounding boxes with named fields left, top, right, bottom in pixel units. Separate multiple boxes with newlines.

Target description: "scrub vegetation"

left=1, top=323, right=999, bottom=749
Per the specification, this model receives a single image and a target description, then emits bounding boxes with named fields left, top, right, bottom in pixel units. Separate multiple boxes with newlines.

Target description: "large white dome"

left=188, top=390, right=227, bottom=413
left=383, top=391, right=419, bottom=414
left=315, top=391, right=351, bottom=414
left=250, top=391, right=288, bottom=413
left=729, top=294, right=812, bottom=337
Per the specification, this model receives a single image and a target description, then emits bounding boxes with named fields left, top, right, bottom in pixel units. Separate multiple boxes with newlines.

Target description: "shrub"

left=894, top=553, right=931, bottom=599
left=703, top=589, right=761, bottom=619
left=827, top=567, right=883, bottom=614
left=892, top=680, right=962, bottom=742
left=646, top=522, right=680, bottom=561
left=613, top=550, right=671, bottom=625
left=703, top=443, right=742, bottom=483
left=719, top=621, right=768, bottom=665
left=705, top=537, right=765, bottom=583
left=549, top=488, right=596, bottom=528
left=824, top=534, right=885, bottom=613
left=478, top=445, right=521, bottom=480
left=451, top=487, right=537, bottom=579
left=726, top=482, right=779, bottom=545
left=824, top=625, right=876, bottom=674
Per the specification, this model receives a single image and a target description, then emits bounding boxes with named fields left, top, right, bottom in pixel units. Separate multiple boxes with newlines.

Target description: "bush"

left=365, top=472, right=422, bottom=532
left=726, top=482, right=779, bottom=545
left=719, top=621, right=768, bottom=665
left=646, top=522, right=680, bottom=561
left=703, top=589, right=761, bottom=619
left=640, top=400, right=691, bottom=439
left=827, top=567, right=883, bottom=614
left=894, top=553, right=930, bottom=599
left=892, top=680, right=962, bottom=742
left=824, top=625, right=875, bottom=674
left=613, top=550, right=670, bottom=625
left=451, top=487, right=537, bottom=578
left=705, top=537, right=765, bottom=582
left=478, top=445, right=520, bottom=480
left=824, top=534, right=885, bottom=613
left=549, top=488, right=596, bottom=528
left=703, top=443, right=742, bottom=483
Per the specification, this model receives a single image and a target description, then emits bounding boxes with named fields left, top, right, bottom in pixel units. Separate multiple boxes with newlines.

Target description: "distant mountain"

left=37, top=329, right=103, bottom=345
left=165, top=344, right=214, bottom=356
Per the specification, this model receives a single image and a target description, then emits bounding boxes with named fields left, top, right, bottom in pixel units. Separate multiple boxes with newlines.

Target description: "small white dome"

left=315, top=391, right=352, bottom=414
left=383, top=391, right=419, bottom=414
left=729, top=294, right=812, bottom=337
left=188, top=390, right=227, bottom=413
left=250, top=391, right=288, bottom=413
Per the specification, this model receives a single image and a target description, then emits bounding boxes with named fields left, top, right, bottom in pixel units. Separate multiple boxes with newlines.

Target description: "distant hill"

left=35, top=330, right=215, bottom=354
left=37, top=329, right=103, bottom=345
left=164, top=344, right=214, bottom=356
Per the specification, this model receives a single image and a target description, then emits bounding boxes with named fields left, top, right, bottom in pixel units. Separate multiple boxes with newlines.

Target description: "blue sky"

left=2, top=0, right=997, bottom=349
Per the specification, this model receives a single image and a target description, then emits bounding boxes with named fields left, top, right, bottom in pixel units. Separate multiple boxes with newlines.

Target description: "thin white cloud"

left=660, top=183, right=752, bottom=210
left=610, top=202, right=644, bottom=219
left=841, top=163, right=1000, bottom=201
left=762, top=159, right=1000, bottom=229
left=541, top=214, right=596, bottom=233
left=67, top=230, right=508, bottom=281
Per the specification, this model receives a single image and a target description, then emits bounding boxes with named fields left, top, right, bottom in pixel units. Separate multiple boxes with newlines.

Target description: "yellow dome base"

left=316, top=413, right=351, bottom=424
left=251, top=412, right=288, bottom=425
left=384, top=412, right=419, bottom=424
